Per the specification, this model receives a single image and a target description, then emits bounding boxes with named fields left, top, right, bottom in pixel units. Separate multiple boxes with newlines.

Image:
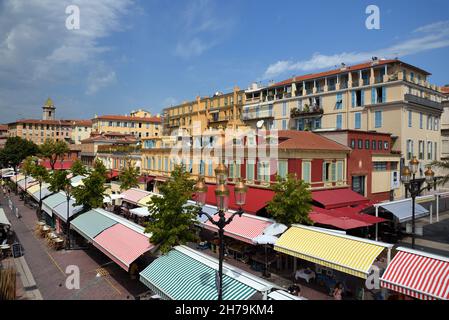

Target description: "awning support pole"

left=430, top=202, right=433, bottom=224
left=375, top=206, right=379, bottom=241
left=387, top=248, right=391, bottom=265
left=436, top=194, right=440, bottom=222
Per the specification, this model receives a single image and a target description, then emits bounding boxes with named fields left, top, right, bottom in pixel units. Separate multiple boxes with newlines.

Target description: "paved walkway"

left=0, top=190, right=149, bottom=300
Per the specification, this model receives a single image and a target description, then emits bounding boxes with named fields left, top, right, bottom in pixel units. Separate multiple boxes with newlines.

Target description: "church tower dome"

left=43, top=97, right=56, bottom=120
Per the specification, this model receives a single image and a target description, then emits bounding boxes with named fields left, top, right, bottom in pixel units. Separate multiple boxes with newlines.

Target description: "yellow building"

left=243, top=59, right=446, bottom=174
left=92, top=109, right=162, bottom=140
left=70, top=120, right=93, bottom=145
left=162, top=87, right=246, bottom=136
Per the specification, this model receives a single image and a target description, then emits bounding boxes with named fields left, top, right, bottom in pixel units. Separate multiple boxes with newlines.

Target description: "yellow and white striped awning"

left=274, top=225, right=391, bottom=278
left=27, top=184, right=41, bottom=195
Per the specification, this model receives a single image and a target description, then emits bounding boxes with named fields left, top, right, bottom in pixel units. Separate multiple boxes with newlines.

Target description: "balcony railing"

left=97, top=145, right=141, bottom=154
left=404, top=94, right=443, bottom=111
left=242, top=110, right=274, bottom=120
left=290, top=105, right=324, bottom=118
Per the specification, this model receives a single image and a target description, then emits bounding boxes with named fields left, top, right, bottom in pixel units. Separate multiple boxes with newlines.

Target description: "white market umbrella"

left=253, top=234, right=279, bottom=245
left=263, top=223, right=288, bottom=236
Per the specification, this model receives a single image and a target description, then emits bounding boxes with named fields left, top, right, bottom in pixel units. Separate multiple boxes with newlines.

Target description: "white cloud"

left=263, top=20, right=449, bottom=79
left=174, top=0, right=234, bottom=58
left=86, top=65, right=117, bottom=95
left=0, top=0, right=133, bottom=111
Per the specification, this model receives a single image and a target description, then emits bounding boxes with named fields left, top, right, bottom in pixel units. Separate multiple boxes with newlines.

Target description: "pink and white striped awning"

left=120, top=188, right=150, bottom=205
left=203, top=212, right=274, bottom=244
left=380, top=247, right=449, bottom=300
left=93, top=224, right=154, bottom=271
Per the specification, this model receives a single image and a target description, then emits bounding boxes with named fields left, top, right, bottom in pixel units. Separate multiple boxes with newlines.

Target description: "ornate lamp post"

left=194, top=164, right=247, bottom=301
left=400, top=156, right=435, bottom=249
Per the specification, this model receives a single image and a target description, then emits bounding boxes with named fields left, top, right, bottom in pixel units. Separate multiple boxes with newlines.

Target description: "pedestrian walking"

left=333, top=282, right=344, bottom=300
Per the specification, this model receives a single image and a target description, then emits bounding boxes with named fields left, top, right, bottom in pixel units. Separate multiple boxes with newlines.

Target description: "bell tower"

left=43, top=98, right=56, bottom=120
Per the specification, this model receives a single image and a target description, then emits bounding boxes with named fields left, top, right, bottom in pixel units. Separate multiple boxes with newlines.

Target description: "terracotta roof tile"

left=277, top=130, right=351, bottom=152
left=94, top=115, right=162, bottom=123
left=270, top=59, right=431, bottom=88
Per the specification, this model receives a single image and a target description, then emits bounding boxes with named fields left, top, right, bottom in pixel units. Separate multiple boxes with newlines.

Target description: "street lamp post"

left=400, top=156, right=435, bottom=249
left=194, top=163, right=247, bottom=301
left=65, top=184, right=72, bottom=250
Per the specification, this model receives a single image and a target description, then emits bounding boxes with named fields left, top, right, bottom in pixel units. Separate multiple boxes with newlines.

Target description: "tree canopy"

left=0, top=137, right=39, bottom=171
left=72, top=161, right=107, bottom=212
left=266, top=174, right=313, bottom=226
left=31, top=164, right=49, bottom=185
left=39, top=139, right=70, bottom=170
left=22, top=156, right=37, bottom=178
left=144, top=165, right=198, bottom=254
left=119, top=159, right=140, bottom=191
left=70, top=159, right=87, bottom=177
left=48, top=170, right=71, bottom=195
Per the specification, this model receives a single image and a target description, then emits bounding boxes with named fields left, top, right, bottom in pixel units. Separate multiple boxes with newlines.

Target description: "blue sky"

left=1, top=0, right=449, bottom=123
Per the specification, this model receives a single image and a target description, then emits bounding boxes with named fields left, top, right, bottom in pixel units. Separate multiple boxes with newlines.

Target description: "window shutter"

left=371, top=88, right=376, bottom=104
left=382, top=87, right=387, bottom=103
left=352, top=91, right=355, bottom=107
left=322, top=162, right=327, bottom=182
left=331, top=163, right=336, bottom=181
left=361, top=90, right=365, bottom=106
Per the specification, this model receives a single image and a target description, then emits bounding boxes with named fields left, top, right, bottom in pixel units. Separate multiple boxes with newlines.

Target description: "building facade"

left=92, top=109, right=162, bottom=140
left=70, top=120, right=93, bottom=145
left=440, top=86, right=449, bottom=160
left=0, top=124, right=8, bottom=149
left=162, top=87, right=246, bottom=136
left=242, top=59, right=446, bottom=173
left=140, top=130, right=351, bottom=194
left=319, top=130, right=401, bottom=201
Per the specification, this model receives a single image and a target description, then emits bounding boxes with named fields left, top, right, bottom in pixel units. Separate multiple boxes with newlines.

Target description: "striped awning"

left=137, top=193, right=160, bottom=207
left=42, top=192, right=67, bottom=216
left=52, top=198, right=83, bottom=223
left=380, top=247, right=449, bottom=300
left=10, top=174, right=25, bottom=183
left=27, top=183, right=42, bottom=196
left=93, top=224, right=154, bottom=271
left=274, top=225, right=391, bottom=278
left=18, top=178, right=38, bottom=190
left=139, top=246, right=259, bottom=300
left=31, top=184, right=51, bottom=201
left=120, top=188, right=151, bottom=205
left=70, top=209, right=117, bottom=241
left=203, top=212, right=274, bottom=244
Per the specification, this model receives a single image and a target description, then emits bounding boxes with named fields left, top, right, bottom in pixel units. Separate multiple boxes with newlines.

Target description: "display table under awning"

left=139, top=245, right=276, bottom=300
left=274, top=224, right=393, bottom=278
left=70, top=209, right=118, bottom=241
left=312, top=189, right=369, bottom=209
left=93, top=224, right=154, bottom=271
left=42, top=192, right=67, bottom=216
left=378, top=200, right=429, bottom=223
left=0, top=208, right=11, bottom=226
left=380, top=247, right=449, bottom=300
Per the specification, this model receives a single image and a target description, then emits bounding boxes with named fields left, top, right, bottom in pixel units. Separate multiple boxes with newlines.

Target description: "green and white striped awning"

left=139, top=247, right=258, bottom=300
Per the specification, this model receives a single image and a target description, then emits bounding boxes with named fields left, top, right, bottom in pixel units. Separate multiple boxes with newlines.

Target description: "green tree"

left=21, top=156, right=37, bottom=194
left=72, top=162, right=107, bottom=212
left=31, top=164, right=49, bottom=215
left=39, top=140, right=69, bottom=171
left=144, top=165, right=198, bottom=254
left=119, top=159, right=140, bottom=191
left=48, top=170, right=71, bottom=194
left=70, top=159, right=87, bottom=177
left=431, top=161, right=449, bottom=186
left=92, top=159, right=108, bottom=178
left=0, top=137, right=39, bottom=172
left=266, top=174, right=313, bottom=226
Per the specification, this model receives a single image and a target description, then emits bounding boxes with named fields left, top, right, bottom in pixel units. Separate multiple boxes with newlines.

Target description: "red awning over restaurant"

left=107, top=170, right=119, bottom=179
left=309, top=206, right=386, bottom=230
left=312, top=189, right=369, bottom=209
left=41, top=160, right=73, bottom=170
left=138, top=175, right=155, bottom=183
left=205, top=183, right=274, bottom=214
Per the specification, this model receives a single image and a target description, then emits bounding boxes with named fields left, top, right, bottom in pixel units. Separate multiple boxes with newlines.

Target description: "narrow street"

left=0, top=190, right=149, bottom=300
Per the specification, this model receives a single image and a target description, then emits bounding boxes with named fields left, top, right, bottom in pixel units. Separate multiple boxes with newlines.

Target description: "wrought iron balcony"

left=290, top=105, right=324, bottom=118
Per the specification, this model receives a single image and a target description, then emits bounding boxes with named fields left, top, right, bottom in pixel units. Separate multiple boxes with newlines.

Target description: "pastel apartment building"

left=242, top=59, right=446, bottom=178
left=92, top=109, right=162, bottom=140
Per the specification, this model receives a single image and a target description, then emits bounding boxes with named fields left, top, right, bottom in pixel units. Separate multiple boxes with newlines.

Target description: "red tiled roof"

left=94, top=115, right=162, bottom=123
left=0, top=125, right=8, bottom=131
left=270, top=59, right=431, bottom=88
left=441, top=86, right=449, bottom=94
left=277, top=130, right=351, bottom=152
left=8, top=119, right=72, bottom=126
left=70, top=119, right=93, bottom=126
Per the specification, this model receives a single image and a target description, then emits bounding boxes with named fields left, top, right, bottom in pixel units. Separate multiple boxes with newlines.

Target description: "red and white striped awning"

left=203, top=212, right=274, bottom=244
left=380, top=247, right=449, bottom=300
